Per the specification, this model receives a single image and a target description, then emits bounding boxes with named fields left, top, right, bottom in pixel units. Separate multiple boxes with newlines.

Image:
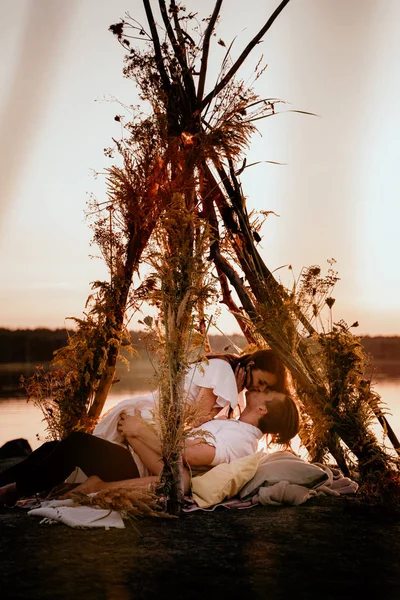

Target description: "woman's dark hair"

left=257, top=394, right=300, bottom=446
left=203, top=349, right=290, bottom=395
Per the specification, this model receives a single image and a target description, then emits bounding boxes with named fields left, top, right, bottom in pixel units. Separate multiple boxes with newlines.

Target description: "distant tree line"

left=1, top=328, right=400, bottom=367
left=361, top=336, right=400, bottom=361
left=0, top=328, right=141, bottom=363
left=0, top=328, right=72, bottom=363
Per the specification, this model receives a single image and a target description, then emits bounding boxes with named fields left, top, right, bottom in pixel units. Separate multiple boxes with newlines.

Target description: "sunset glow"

left=1, top=0, right=399, bottom=334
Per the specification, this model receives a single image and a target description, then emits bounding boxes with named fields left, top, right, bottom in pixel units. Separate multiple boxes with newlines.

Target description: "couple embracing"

left=0, top=349, right=300, bottom=505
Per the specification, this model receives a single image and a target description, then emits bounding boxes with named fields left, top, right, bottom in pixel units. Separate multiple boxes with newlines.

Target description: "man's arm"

left=182, top=438, right=216, bottom=467
left=125, top=430, right=216, bottom=469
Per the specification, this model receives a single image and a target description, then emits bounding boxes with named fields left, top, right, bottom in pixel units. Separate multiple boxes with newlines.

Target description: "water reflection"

left=0, top=358, right=158, bottom=449
left=0, top=392, right=144, bottom=450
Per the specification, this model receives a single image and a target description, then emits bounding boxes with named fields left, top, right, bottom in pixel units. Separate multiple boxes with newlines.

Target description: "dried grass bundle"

left=71, top=486, right=175, bottom=520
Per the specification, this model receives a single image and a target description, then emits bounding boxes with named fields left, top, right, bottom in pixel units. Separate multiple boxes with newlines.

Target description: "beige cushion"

left=191, top=452, right=263, bottom=508
left=239, top=451, right=329, bottom=499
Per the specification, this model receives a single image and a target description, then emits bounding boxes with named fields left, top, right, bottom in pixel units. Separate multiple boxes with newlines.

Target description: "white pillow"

left=239, top=451, right=328, bottom=499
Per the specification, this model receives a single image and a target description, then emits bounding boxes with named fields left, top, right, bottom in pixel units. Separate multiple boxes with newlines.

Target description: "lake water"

left=1, top=379, right=400, bottom=455
left=0, top=391, right=148, bottom=450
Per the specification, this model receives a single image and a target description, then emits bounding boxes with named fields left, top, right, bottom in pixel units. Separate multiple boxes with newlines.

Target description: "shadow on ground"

left=1, top=494, right=400, bottom=600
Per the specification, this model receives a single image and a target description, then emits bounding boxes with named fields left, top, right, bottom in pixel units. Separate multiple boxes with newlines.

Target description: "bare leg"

left=61, top=474, right=160, bottom=498
left=60, top=475, right=106, bottom=497
left=62, top=468, right=191, bottom=498
left=94, top=470, right=191, bottom=494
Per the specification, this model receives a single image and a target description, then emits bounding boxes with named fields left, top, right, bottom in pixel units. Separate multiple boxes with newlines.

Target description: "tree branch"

left=143, top=0, right=171, bottom=93
left=168, top=0, right=197, bottom=105
left=200, top=162, right=256, bottom=342
left=213, top=249, right=258, bottom=320
left=216, top=265, right=257, bottom=344
left=200, top=0, right=291, bottom=111
left=158, top=0, right=179, bottom=49
left=197, top=0, right=223, bottom=104
left=158, top=0, right=196, bottom=105
left=207, top=160, right=316, bottom=336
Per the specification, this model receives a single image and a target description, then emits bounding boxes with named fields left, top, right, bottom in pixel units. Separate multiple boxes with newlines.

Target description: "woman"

left=0, top=389, right=300, bottom=505
left=185, top=348, right=290, bottom=419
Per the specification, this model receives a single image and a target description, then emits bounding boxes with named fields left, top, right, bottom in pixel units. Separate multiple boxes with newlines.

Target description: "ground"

left=1, top=494, right=400, bottom=600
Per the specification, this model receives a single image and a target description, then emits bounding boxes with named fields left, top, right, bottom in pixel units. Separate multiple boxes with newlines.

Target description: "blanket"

left=27, top=452, right=358, bottom=527
left=186, top=451, right=358, bottom=511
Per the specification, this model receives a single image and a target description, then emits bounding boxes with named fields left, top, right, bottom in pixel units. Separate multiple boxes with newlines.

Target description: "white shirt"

left=190, top=418, right=263, bottom=466
left=184, top=358, right=239, bottom=409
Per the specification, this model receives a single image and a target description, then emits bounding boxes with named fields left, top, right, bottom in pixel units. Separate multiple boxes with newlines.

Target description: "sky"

left=0, top=0, right=399, bottom=336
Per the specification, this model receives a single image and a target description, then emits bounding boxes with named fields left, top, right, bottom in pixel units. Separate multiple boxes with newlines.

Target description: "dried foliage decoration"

left=71, top=486, right=175, bottom=523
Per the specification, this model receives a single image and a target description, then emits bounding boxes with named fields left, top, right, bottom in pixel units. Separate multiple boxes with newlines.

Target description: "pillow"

left=191, top=452, right=263, bottom=508
left=239, top=451, right=329, bottom=499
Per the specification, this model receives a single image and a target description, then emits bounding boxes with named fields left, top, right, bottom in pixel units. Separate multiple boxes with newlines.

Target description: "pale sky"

left=0, top=0, right=399, bottom=335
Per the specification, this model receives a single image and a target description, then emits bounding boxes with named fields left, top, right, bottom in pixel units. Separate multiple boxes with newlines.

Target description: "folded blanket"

left=240, top=451, right=358, bottom=501
left=253, top=481, right=319, bottom=506
left=189, top=451, right=359, bottom=510
left=239, top=451, right=329, bottom=499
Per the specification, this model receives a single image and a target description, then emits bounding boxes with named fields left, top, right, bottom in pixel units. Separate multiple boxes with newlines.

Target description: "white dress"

left=92, top=358, right=240, bottom=477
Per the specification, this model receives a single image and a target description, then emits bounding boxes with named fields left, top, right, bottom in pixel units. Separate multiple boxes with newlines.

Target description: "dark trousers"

left=0, top=431, right=140, bottom=496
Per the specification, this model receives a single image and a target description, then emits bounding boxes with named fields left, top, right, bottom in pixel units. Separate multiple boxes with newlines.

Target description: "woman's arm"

left=117, top=388, right=220, bottom=442
left=191, top=387, right=220, bottom=427
left=190, top=364, right=246, bottom=426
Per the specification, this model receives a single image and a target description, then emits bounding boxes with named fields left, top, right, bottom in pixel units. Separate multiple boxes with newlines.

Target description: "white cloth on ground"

left=28, top=498, right=125, bottom=529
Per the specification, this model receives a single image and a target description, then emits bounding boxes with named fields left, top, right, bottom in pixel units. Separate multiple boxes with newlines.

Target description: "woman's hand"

left=234, top=364, right=247, bottom=392
left=117, top=410, right=144, bottom=438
